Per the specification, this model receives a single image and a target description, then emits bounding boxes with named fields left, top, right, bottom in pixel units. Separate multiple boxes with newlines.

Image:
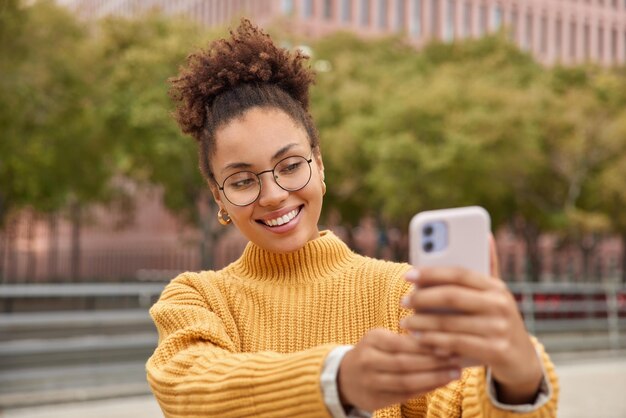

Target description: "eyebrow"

left=220, top=143, right=301, bottom=174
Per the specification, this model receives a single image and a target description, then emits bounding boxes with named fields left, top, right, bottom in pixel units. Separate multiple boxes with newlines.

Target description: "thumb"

left=489, top=233, right=501, bottom=279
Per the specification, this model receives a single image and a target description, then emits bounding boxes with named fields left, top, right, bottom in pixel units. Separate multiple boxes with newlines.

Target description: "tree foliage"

left=0, top=1, right=218, bottom=227
left=310, top=32, right=626, bottom=280
left=0, top=0, right=107, bottom=223
left=312, top=33, right=545, bottom=227
left=92, top=13, right=217, bottom=223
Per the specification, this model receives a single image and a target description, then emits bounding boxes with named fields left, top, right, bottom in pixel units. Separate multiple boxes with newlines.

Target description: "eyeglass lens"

left=222, top=155, right=312, bottom=206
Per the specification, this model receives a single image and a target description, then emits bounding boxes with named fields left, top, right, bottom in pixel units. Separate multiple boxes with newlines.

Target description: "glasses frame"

left=217, top=153, right=314, bottom=207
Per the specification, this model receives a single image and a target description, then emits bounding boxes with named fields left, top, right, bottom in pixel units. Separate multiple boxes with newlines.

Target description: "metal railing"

left=0, top=281, right=625, bottom=407
left=508, top=282, right=626, bottom=351
left=0, top=283, right=165, bottom=408
left=0, top=282, right=164, bottom=311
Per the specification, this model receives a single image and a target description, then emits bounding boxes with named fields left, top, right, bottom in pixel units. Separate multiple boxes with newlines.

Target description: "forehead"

left=213, top=108, right=310, bottom=167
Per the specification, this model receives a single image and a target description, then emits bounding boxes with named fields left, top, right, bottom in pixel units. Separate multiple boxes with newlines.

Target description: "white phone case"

left=409, top=206, right=491, bottom=276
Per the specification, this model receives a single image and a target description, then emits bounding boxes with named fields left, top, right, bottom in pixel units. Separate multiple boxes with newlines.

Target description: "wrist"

left=337, top=355, right=353, bottom=410
left=491, top=360, right=543, bottom=404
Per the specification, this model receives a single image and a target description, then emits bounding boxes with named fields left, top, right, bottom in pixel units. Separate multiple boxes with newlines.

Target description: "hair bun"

left=170, top=18, right=315, bottom=142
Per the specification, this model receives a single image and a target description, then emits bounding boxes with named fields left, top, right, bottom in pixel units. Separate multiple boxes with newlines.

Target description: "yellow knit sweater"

left=146, top=231, right=558, bottom=418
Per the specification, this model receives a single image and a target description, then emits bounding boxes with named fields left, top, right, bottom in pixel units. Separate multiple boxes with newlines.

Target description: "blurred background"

left=1, top=0, right=625, bottom=417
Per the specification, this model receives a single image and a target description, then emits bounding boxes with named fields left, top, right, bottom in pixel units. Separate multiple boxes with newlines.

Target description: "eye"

left=226, top=172, right=257, bottom=190
left=231, top=178, right=255, bottom=189
left=276, top=157, right=304, bottom=175
left=280, top=162, right=301, bottom=174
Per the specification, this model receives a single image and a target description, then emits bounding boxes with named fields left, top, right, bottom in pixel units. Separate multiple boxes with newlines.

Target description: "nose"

left=257, top=172, right=289, bottom=207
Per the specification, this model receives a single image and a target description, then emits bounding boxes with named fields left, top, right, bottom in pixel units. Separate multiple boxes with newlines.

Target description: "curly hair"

left=169, top=19, right=319, bottom=182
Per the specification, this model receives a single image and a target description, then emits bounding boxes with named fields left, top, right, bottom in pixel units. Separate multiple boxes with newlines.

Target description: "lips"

left=257, top=205, right=302, bottom=227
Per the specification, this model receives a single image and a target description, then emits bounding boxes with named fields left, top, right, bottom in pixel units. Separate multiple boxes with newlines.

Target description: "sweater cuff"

left=486, top=369, right=550, bottom=412
left=321, top=346, right=373, bottom=418
left=486, top=345, right=553, bottom=412
left=461, top=340, right=559, bottom=417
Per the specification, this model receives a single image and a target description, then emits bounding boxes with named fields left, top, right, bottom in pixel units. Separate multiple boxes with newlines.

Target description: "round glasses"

left=218, top=155, right=313, bottom=206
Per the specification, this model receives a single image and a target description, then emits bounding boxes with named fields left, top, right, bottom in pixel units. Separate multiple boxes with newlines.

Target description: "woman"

left=146, top=20, right=558, bottom=418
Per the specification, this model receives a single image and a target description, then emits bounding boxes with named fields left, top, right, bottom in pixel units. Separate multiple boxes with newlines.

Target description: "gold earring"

left=217, top=208, right=232, bottom=226
left=322, top=180, right=327, bottom=196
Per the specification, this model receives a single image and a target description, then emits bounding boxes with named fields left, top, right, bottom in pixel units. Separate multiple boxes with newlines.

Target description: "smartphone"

left=409, top=206, right=491, bottom=276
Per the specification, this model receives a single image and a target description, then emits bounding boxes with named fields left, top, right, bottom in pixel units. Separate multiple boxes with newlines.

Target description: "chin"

left=260, top=228, right=319, bottom=254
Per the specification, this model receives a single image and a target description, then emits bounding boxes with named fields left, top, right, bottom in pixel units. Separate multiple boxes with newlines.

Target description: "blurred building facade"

left=58, top=0, right=626, bottom=66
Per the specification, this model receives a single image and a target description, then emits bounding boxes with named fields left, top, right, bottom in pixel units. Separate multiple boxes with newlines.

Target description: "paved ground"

left=554, top=352, right=626, bottom=418
left=0, top=396, right=162, bottom=418
left=2, top=352, right=625, bottom=418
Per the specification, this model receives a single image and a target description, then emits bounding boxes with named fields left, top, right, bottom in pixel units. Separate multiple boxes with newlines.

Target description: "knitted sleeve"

left=145, top=273, right=337, bottom=418
left=459, top=339, right=559, bottom=418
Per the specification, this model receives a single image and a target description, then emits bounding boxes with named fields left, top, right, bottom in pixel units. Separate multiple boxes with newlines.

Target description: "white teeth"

left=264, top=208, right=300, bottom=227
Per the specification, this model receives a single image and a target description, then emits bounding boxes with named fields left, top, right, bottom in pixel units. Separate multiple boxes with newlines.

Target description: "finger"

left=489, top=234, right=501, bottom=279
left=414, top=331, right=498, bottom=364
left=404, top=285, right=496, bottom=314
left=368, top=350, right=462, bottom=373
left=375, top=368, right=461, bottom=395
left=391, top=338, right=446, bottom=358
left=400, top=313, right=503, bottom=337
left=368, top=329, right=435, bottom=355
left=459, top=358, right=483, bottom=368
left=414, top=266, right=503, bottom=291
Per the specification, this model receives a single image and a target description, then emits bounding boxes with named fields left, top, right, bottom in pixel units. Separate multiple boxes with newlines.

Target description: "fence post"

left=606, top=282, right=620, bottom=350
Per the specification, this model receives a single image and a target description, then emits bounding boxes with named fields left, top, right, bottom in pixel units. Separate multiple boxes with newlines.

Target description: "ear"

left=313, top=146, right=325, bottom=180
left=208, top=180, right=225, bottom=210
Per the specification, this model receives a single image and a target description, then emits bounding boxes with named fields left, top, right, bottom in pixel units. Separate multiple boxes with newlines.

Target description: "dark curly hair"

left=169, top=19, right=319, bottom=183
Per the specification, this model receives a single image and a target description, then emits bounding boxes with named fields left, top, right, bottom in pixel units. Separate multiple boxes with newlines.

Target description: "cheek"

left=227, top=206, right=254, bottom=225
left=311, top=165, right=324, bottom=186
left=306, top=177, right=324, bottom=205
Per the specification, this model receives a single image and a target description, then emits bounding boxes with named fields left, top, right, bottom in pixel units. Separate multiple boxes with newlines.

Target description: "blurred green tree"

left=94, top=13, right=208, bottom=219
left=311, top=33, right=544, bottom=227
left=0, top=0, right=115, bottom=279
left=92, top=13, right=226, bottom=268
left=0, top=0, right=102, bottom=221
left=310, top=31, right=626, bottom=281
left=574, top=70, right=626, bottom=282
left=311, top=34, right=548, bottom=270
left=0, top=2, right=217, bottom=278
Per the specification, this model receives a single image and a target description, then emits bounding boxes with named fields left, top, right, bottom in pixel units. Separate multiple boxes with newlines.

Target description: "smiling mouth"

left=258, top=206, right=302, bottom=227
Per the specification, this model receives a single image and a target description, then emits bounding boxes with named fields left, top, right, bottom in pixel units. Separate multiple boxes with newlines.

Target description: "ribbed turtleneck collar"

left=229, top=231, right=357, bottom=283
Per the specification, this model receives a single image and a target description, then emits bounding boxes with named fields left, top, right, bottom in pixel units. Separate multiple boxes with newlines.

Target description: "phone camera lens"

left=423, top=225, right=434, bottom=236
left=423, top=241, right=434, bottom=252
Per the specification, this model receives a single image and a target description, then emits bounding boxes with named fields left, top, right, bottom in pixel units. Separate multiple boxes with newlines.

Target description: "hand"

left=399, top=237, right=543, bottom=404
left=337, top=328, right=462, bottom=412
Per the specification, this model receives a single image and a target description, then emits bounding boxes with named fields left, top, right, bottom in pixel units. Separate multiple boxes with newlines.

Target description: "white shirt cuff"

left=321, top=345, right=373, bottom=418
left=486, top=347, right=553, bottom=412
